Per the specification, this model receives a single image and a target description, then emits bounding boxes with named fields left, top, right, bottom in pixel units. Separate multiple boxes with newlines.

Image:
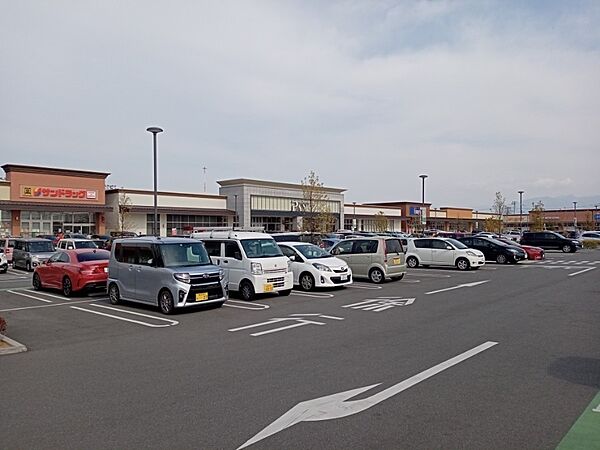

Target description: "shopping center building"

left=0, top=164, right=111, bottom=237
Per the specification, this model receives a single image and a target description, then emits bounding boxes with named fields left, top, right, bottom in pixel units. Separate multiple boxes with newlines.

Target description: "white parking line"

left=568, top=267, right=596, bottom=277
left=224, top=300, right=270, bottom=310
left=405, top=272, right=452, bottom=278
left=23, top=290, right=68, bottom=301
left=290, top=292, right=335, bottom=298
left=7, top=290, right=52, bottom=303
left=0, top=298, right=104, bottom=312
left=71, top=304, right=179, bottom=327
left=347, top=284, right=383, bottom=290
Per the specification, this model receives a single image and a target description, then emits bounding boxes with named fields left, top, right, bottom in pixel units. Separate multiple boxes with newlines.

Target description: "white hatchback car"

left=278, top=242, right=352, bottom=291
left=405, top=237, right=485, bottom=271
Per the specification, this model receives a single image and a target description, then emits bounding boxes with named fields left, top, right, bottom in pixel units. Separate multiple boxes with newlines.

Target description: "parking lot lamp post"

left=234, top=194, right=238, bottom=228
left=419, top=174, right=428, bottom=233
left=352, top=201, right=356, bottom=231
left=146, top=127, right=163, bottom=236
left=518, top=190, right=524, bottom=233
left=595, top=204, right=599, bottom=230
left=573, top=201, right=577, bottom=230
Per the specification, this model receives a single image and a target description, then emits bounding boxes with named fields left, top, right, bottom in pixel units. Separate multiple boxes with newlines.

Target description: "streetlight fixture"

left=146, top=127, right=163, bottom=236
left=234, top=194, right=238, bottom=228
left=518, top=190, right=524, bottom=233
left=573, top=201, right=577, bottom=230
left=352, top=201, right=357, bottom=231
left=419, top=174, right=428, bottom=233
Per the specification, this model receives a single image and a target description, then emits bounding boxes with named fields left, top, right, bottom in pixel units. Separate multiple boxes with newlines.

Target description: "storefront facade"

left=0, top=164, right=111, bottom=237
left=105, top=189, right=234, bottom=236
left=218, top=178, right=346, bottom=232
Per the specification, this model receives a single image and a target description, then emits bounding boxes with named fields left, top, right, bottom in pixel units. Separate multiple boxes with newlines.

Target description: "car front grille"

left=186, top=283, right=224, bottom=302
left=267, top=276, right=286, bottom=288
left=264, top=268, right=287, bottom=274
left=190, top=273, right=221, bottom=285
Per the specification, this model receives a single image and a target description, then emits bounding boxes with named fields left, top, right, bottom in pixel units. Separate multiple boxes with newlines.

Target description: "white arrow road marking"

left=568, top=267, right=596, bottom=277
left=593, top=402, right=600, bottom=413
left=237, top=341, right=498, bottom=449
left=424, top=280, right=490, bottom=295
left=342, top=297, right=416, bottom=312
left=228, top=314, right=344, bottom=337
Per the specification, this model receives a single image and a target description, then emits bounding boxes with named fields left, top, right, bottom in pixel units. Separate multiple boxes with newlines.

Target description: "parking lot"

left=2, top=250, right=599, bottom=449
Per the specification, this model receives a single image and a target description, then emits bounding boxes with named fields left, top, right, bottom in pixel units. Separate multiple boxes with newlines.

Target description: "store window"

left=0, top=210, right=11, bottom=235
left=148, top=214, right=229, bottom=236
left=18, top=211, right=95, bottom=237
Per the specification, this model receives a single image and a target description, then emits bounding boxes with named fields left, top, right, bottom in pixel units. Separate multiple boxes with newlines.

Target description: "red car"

left=32, top=249, right=110, bottom=296
left=497, top=238, right=545, bottom=261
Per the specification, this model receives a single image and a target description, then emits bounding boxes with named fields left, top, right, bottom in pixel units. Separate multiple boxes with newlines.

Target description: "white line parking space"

left=425, top=280, right=490, bottom=296
left=290, top=291, right=335, bottom=298
left=8, top=289, right=52, bottom=303
left=224, top=300, right=270, bottom=310
left=70, top=304, right=179, bottom=328
left=568, top=267, right=596, bottom=277
left=347, top=283, right=383, bottom=290
left=0, top=298, right=104, bottom=313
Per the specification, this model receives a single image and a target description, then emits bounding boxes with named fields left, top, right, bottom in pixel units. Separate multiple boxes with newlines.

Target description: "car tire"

left=239, top=281, right=255, bottom=301
left=279, top=289, right=292, bottom=296
left=369, top=268, right=385, bottom=284
left=32, top=272, right=42, bottom=290
left=299, top=273, right=315, bottom=291
left=406, top=256, right=419, bottom=268
left=456, top=258, right=470, bottom=271
left=159, top=289, right=175, bottom=315
left=108, top=283, right=121, bottom=305
left=62, top=276, right=73, bottom=297
left=496, top=254, right=507, bottom=264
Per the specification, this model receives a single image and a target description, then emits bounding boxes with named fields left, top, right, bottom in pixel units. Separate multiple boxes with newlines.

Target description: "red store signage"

left=21, top=185, right=98, bottom=200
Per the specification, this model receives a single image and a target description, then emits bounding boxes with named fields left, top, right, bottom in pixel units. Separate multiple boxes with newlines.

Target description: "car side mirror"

left=147, top=258, right=154, bottom=266
left=446, top=245, right=453, bottom=250
left=288, top=255, right=295, bottom=261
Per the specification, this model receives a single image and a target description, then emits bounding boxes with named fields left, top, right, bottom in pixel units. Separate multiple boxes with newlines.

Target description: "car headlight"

left=251, top=262, right=263, bottom=275
left=219, top=269, right=225, bottom=280
left=312, top=263, right=332, bottom=272
left=31, top=255, right=40, bottom=262
left=466, top=251, right=477, bottom=257
left=286, top=259, right=292, bottom=273
left=173, top=273, right=191, bottom=283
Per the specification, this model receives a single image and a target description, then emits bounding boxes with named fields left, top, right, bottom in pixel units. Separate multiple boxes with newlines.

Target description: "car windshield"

left=75, top=241, right=98, bottom=249
left=241, top=239, right=283, bottom=258
left=489, top=238, right=512, bottom=247
left=29, top=241, right=54, bottom=253
left=446, top=238, right=468, bottom=249
left=76, top=250, right=110, bottom=262
left=294, top=244, right=332, bottom=259
left=159, top=242, right=211, bottom=267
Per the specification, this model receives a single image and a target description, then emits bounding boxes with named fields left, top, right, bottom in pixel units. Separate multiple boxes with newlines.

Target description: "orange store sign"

left=20, top=185, right=98, bottom=200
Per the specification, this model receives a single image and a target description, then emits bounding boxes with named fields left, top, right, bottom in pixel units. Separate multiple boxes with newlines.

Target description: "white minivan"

left=192, top=230, right=293, bottom=301
left=405, top=237, right=485, bottom=271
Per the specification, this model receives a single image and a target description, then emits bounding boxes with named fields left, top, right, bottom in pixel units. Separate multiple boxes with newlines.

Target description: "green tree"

left=530, top=201, right=545, bottom=232
left=374, top=211, right=388, bottom=233
left=300, top=171, right=335, bottom=234
left=118, top=191, right=134, bottom=233
left=492, top=191, right=508, bottom=234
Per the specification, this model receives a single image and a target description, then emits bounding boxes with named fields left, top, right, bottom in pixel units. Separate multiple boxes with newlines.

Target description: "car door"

left=431, top=239, right=454, bottom=266
left=279, top=245, right=302, bottom=285
left=352, top=240, right=375, bottom=277
left=118, top=244, right=138, bottom=300
left=134, top=243, right=158, bottom=303
left=472, top=238, right=493, bottom=260
left=414, top=239, right=433, bottom=264
left=330, top=240, right=354, bottom=271
left=542, top=232, right=560, bottom=250
left=223, top=241, right=244, bottom=291
left=43, top=252, right=62, bottom=287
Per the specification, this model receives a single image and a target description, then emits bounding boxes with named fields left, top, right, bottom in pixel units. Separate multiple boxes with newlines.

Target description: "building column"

left=11, top=210, right=21, bottom=236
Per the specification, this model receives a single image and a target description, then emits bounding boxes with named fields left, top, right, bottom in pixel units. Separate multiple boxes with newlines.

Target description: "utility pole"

left=518, top=190, right=524, bottom=233
left=203, top=166, right=207, bottom=193
left=573, top=201, right=577, bottom=229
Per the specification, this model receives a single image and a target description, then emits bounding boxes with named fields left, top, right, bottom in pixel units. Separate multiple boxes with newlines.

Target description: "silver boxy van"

left=12, top=238, right=56, bottom=271
left=329, top=237, right=406, bottom=283
left=107, top=237, right=227, bottom=314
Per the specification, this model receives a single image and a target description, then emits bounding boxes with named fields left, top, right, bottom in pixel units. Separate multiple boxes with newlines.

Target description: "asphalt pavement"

left=1, top=250, right=599, bottom=449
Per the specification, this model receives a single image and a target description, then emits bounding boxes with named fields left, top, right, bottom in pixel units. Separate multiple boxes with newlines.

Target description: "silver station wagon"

left=108, top=237, right=227, bottom=314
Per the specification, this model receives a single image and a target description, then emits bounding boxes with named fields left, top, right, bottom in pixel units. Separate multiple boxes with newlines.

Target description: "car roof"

left=278, top=241, right=318, bottom=247
left=115, top=237, right=197, bottom=245
left=60, top=238, right=93, bottom=242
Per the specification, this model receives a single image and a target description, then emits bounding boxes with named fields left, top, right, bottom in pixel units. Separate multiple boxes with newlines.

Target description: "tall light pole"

left=419, top=174, right=428, bottom=233
left=518, top=190, right=524, bottom=233
left=595, top=204, right=599, bottom=230
left=352, top=201, right=357, bottom=231
left=234, top=194, right=238, bottom=228
left=146, top=127, right=163, bottom=236
left=573, top=201, right=577, bottom=229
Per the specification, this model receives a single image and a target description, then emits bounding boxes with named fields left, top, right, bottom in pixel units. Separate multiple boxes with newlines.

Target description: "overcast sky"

left=1, top=1, right=599, bottom=210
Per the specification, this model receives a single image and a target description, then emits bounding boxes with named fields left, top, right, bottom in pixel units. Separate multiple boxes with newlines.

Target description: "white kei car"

left=405, top=237, right=485, bottom=271
left=278, top=242, right=352, bottom=291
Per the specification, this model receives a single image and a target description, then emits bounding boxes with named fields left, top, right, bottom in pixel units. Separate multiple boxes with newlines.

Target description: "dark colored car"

left=497, top=237, right=545, bottom=261
left=520, top=231, right=581, bottom=253
left=458, top=236, right=527, bottom=264
left=32, top=249, right=110, bottom=296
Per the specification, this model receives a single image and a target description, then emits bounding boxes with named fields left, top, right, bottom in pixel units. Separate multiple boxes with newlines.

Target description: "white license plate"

left=340, top=274, right=348, bottom=281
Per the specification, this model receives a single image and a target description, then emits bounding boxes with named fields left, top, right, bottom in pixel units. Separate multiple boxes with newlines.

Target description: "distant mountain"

left=474, top=195, right=599, bottom=212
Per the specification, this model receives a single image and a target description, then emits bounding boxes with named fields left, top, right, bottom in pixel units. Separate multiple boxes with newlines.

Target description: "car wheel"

left=299, top=273, right=315, bottom=291
left=62, top=276, right=73, bottom=297
left=456, top=258, right=470, bottom=271
left=279, top=289, right=292, bottom=296
left=369, top=268, right=385, bottom=284
left=108, top=283, right=121, bottom=305
left=561, top=244, right=571, bottom=253
left=496, top=254, right=507, bottom=264
left=26, top=261, right=32, bottom=272
left=406, top=256, right=419, bottom=268
left=32, top=272, right=42, bottom=290
left=159, top=289, right=175, bottom=315
left=239, top=281, right=255, bottom=301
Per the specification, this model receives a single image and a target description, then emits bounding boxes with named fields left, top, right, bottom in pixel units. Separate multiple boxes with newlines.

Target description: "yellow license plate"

left=393, top=258, right=401, bottom=265
left=195, top=292, right=208, bottom=301
left=263, top=284, right=273, bottom=292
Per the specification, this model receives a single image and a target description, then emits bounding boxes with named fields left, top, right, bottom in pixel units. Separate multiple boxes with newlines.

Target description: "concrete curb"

left=0, top=334, right=28, bottom=355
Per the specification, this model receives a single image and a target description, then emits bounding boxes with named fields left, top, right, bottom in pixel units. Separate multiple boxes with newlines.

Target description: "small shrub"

left=0, top=316, right=6, bottom=335
left=583, top=240, right=599, bottom=249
